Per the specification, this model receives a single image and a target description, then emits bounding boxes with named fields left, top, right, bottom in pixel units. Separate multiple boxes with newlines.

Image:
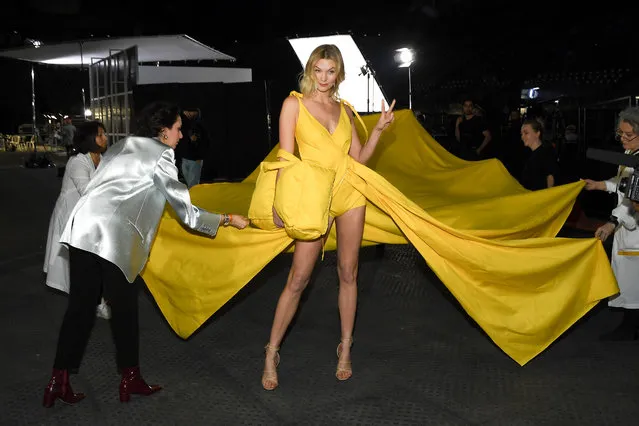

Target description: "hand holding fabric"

left=582, top=179, right=606, bottom=191
left=595, top=222, right=616, bottom=241
left=230, top=214, right=250, bottom=229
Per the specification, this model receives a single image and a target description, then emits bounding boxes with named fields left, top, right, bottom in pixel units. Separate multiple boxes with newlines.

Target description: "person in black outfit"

left=520, top=118, right=559, bottom=190
left=455, top=99, right=492, bottom=160
left=175, top=108, right=210, bottom=188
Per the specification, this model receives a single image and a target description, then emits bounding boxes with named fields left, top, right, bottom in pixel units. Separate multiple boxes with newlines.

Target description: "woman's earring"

left=162, top=133, right=168, bottom=140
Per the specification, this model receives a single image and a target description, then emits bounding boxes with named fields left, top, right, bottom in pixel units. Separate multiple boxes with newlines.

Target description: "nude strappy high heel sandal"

left=262, top=343, right=280, bottom=391
left=336, top=337, right=353, bottom=381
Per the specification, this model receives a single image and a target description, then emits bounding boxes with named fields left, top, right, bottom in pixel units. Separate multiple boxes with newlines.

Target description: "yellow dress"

left=141, top=91, right=618, bottom=366
left=289, top=92, right=368, bottom=218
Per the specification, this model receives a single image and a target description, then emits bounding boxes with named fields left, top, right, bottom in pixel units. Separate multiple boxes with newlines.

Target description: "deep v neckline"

left=299, top=97, right=344, bottom=137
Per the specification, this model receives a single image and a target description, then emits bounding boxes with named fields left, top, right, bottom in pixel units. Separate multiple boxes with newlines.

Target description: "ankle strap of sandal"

left=264, top=343, right=280, bottom=352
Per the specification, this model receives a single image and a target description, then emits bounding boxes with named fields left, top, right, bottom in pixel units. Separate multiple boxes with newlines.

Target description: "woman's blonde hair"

left=299, top=44, right=345, bottom=99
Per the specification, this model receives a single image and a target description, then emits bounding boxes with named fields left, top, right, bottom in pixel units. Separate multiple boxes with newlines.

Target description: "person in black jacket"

left=175, top=108, right=210, bottom=188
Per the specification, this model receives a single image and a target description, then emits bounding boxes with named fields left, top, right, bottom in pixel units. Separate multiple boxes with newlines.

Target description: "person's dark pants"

left=459, top=145, right=481, bottom=161
left=53, top=247, right=139, bottom=371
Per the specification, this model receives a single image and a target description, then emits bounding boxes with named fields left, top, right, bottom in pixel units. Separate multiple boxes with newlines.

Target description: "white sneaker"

left=96, top=301, right=111, bottom=320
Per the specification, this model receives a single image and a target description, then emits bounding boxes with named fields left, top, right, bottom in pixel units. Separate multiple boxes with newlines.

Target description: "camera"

left=587, top=148, right=639, bottom=202
left=618, top=172, right=639, bottom=202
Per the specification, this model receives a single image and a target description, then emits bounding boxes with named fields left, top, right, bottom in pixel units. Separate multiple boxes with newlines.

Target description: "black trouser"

left=459, top=144, right=481, bottom=161
left=53, top=247, right=139, bottom=371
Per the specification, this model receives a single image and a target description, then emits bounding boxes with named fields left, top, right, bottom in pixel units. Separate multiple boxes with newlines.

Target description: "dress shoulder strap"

left=341, top=99, right=369, bottom=142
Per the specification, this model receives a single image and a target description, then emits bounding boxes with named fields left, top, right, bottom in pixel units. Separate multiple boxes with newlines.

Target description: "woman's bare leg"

left=262, top=238, right=323, bottom=390
left=334, top=206, right=365, bottom=380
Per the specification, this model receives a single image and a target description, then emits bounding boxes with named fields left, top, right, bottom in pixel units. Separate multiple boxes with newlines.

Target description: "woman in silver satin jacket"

left=43, top=101, right=249, bottom=408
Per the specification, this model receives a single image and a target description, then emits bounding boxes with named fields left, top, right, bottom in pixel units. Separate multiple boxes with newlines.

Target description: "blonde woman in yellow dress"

left=261, top=44, right=396, bottom=390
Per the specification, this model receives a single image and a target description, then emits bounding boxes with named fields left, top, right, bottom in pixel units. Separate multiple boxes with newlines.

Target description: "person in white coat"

left=583, top=106, right=639, bottom=340
left=42, top=101, right=250, bottom=408
left=43, top=121, right=110, bottom=317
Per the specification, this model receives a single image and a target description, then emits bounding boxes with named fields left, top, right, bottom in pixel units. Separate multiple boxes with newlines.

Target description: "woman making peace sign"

left=261, top=44, right=395, bottom=390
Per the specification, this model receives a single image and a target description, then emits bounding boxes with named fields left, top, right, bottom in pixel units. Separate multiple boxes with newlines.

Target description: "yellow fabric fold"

left=141, top=110, right=618, bottom=366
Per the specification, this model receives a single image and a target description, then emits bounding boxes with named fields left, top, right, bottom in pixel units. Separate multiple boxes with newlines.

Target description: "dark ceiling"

left=3, top=0, right=631, bottom=80
left=0, top=0, right=635, bottom=129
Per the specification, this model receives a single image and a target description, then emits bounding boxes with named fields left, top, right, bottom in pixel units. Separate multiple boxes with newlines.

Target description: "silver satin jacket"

left=60, top=136, right=221, bottom=283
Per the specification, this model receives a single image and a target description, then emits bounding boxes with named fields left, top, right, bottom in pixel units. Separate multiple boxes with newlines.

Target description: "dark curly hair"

left=71, top=121, right=105, bottom=156
left=134, top=101, right=180, bottom=138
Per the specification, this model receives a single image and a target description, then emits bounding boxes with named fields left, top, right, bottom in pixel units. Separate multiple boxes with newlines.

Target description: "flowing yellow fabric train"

left=141, top=109, right=618, bottom=366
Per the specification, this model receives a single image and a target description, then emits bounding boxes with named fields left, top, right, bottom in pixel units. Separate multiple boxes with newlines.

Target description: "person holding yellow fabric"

left=261, top=44, right=396, bottom=390
left=42, top=102, right=250, bottom=407
left=583, top=106, right=639, bottom=341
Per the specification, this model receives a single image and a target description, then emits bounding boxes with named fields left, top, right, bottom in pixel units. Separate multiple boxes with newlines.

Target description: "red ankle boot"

left=42, top=368, right=86, bottom=408
left=119, top=366, right=162, bottom=402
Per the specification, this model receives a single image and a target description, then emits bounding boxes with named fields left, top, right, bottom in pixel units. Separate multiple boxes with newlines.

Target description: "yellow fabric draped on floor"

left=141, top=109, right=618, bottom=366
